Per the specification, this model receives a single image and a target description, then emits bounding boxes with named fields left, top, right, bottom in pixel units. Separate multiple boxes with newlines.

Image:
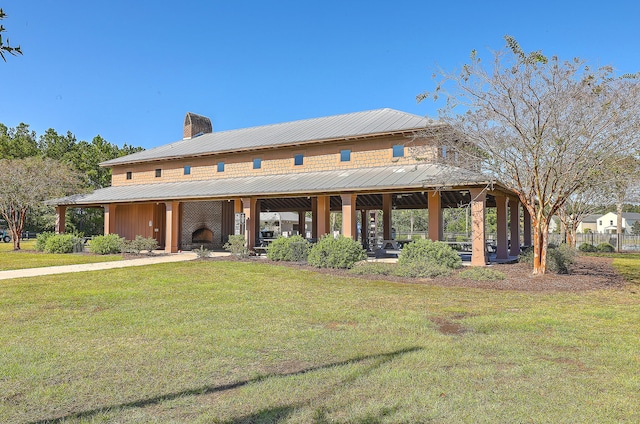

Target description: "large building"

left=50, top=109, right=529, bottom=265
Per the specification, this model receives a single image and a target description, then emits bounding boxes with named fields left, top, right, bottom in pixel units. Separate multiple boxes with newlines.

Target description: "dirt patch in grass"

left=210, top=255, right=626, bottom=292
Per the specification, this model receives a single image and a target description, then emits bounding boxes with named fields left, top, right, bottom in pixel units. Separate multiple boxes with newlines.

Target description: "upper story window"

left=253, top=158, right=262, bottom=169
left=126, top=171, right=132, bottom=180
left=340, top=149, right=351, bottom=162
left=294, top=154, right=304, bottom=166
left=183, top=165, right=191, bottom=175
left=217, top=162, right=225, bottom=172
left=599, top=220, right=602, bottom=225
left=392, top=145, right=405, bottom=158
left=610, top=220, right=614, bottom=226
left=441, top=146, right=447, bottom=159
left=155, top=169, right=162, bottom=178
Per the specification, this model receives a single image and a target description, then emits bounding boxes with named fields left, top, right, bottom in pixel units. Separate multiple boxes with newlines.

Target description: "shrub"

left=596, top=242, right=615, bottom=253
left=398, top=239, right=462, bottom=270
left=267, top=235, right=310, bottom=262
left=90, top=234, right=124, bottom=254
left=193, top=245, right=211, bottom=258
left=395, top=257, right=453, bottom=278
left=579, top=243, right=598, bottom=253
left=44, top=234, right=82, bottom=254
left=459, top=267, right=506, bottom=281
left=35, top=231, right=55, bottom=252
left=223, top=234, right=251, bottom=258
left=307, top=235, right=367, bottom=269
left=124, top=235, right=158, bottom=255
left=520, top=243, right=575, bottom=274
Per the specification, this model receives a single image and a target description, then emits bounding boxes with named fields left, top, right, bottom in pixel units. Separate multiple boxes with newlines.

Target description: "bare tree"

left=417, top=36, right=640, bottom=274
left=606, top=157, right=640, bottom=251
left=0, top=157, right=81, bottom=249
left=557, top=184, right=609, bottom=248
left=0, top=8, right=22, bottom=61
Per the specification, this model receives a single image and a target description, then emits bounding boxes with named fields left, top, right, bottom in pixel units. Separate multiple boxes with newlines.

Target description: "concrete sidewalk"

left=0, top=251, right=231, bottom=280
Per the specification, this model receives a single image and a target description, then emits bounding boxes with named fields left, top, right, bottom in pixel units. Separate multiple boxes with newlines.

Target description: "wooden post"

left=311, top=197, right=318, bottom=239
left=495, top=195, right=509, bottom=260
left=470, top=188, right=487, bottom=266
left=341, top=194, right=357, bottom=239
left=316, top=195, right=331, bottom=238
left=428, top=191, right=442, bottom=242
left=55, top=206, right=66, bottom=234
left=298, top=211, right=306, bottom=237
left=242, top=197, right=258, bottom=250
left=382, top=193, right=392, bottom=240
left=509, top=199, right=521, bottom=257
left=164, top=201, right=180, bottom=253
left=103, top=204, right=116, bottom=235
left=523, top=208, right=532, bottom=247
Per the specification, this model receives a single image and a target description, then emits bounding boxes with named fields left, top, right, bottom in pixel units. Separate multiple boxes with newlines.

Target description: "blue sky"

left=1, top=1, right=639, bottom=149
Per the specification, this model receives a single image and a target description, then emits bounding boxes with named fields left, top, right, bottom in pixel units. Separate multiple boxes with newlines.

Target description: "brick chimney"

left=183, top=112, right=213, bottom=139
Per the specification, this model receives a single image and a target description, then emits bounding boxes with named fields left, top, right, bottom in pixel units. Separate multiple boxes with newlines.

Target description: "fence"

left=548, top=233, right=640, bottom=251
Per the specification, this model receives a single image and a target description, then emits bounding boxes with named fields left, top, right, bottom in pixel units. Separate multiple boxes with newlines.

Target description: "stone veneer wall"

left=181, top=201, right=223, bottom=250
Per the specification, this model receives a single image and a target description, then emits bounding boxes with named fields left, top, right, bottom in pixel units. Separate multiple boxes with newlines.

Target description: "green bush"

left=44, top=234, right=82, bottom=254
left=596, top=242, right=615, bottom=253
left=90, top=234, right=124, bottom=255
left=398, top=239, right=462, bottom=270
left=579, top=243, right=598, bottom=253
left=307, top=235, right=367, bottom=269
left=459, top=267, right=506, bottom=281
left=35, top=231, right=55, bottom=252
left=395, top=257, right=453, bottom=278
left=223, top=234, right=251, bottom=258
left=519, top=243, right=575, bottom=274
left=124, top=235, right=159, bottom=255
left=193, top=245, right=211, bottom=258
left=267, top=235, right=310, bottom=262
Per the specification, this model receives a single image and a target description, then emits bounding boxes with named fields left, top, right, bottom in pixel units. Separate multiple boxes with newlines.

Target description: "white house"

left=595, top=212, right=640, bottom=234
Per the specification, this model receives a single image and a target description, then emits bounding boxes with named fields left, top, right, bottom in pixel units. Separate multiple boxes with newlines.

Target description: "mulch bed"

left=209, top=255, right=628, bottom=292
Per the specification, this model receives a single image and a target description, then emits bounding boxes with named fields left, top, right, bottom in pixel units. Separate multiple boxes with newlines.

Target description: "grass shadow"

left=30, top=346, right=423, bottom=424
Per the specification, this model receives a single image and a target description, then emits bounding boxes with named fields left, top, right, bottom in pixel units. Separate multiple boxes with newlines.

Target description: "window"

left=183, top=165, right=191, bottom=175
left=126, top=171, right=132, bottom=180
left=610, top=220, right=614, bottom=226
left=253, top=158, right=262, bottom=169
left=392, top=145, right=404, bottom=158
left=294, top=154, right=304, bottom=166
left=340, top=149, right=351, bottom=162
left=155, top=169, right=162, bottom=178
left=599, top=220, right=602, bottom=225
left=217, top=162, right=225, bottom=172
left=441, top=146, right=447, bottom=159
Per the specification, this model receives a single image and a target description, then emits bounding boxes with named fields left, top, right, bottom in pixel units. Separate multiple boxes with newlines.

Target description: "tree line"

left=0, top=123, right=143, bottom=246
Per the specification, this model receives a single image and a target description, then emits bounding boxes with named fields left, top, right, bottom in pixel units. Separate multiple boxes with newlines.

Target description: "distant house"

left=577, top=214, right=599, bottom=233
left=595, top=212, right=640, bottom=234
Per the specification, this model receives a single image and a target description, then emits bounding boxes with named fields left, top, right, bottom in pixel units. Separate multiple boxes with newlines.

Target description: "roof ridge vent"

left=184, top=112, right=212, bottom=139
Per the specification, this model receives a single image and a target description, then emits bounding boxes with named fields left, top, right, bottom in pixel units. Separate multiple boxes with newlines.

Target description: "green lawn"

left=0, top=259, right=638, bottom=423
left=0, top=240, right=122, bottom=271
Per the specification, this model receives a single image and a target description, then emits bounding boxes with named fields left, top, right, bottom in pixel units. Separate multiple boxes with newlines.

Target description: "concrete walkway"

left=0, top=251, right=231, bottom=280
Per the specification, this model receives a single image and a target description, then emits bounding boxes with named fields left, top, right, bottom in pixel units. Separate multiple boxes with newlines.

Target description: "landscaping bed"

left=211, top=254, right=627, bottom=292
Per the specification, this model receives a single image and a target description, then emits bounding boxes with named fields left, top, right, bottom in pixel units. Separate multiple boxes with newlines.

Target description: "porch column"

left=341, top=194, right=357, bottom=239
left=469, top=188, right=487, bottom=266
left=360, top=210, right=368, bottom=244
left=509, top=199, right=521, bottom=257
left=428, top=191, right=443, bottom=242
left=103, top=204, right=116, bottom=235
left=298, top=211, right=306, bottom=237
left=523, top=208, right=532, bottom=247
left=55, top=206, right=66, bottom=234
left=311, top=197, right=318, bottom=239
left=495, top=195, right=509, bottom=260
left=164, top=201, right=180, bottom=253
left=382, top=193, right=392, bottom=240
left=242, top=197, right=258, bottom=250
left=316, top=195, right=331, bottom=238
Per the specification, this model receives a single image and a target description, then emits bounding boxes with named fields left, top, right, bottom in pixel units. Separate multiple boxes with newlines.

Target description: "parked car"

left=1, top=229, right=11, bottom=243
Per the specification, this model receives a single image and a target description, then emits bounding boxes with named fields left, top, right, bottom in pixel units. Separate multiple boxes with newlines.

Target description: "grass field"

left=0, top=258, right=638, bottom=423
left=0, top=240, right=123, bottom=271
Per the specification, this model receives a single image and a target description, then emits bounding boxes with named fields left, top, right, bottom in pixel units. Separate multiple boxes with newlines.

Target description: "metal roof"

left=49, top=163, right=494, bottom=207
left=101, top=109, right=441, bottom=166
